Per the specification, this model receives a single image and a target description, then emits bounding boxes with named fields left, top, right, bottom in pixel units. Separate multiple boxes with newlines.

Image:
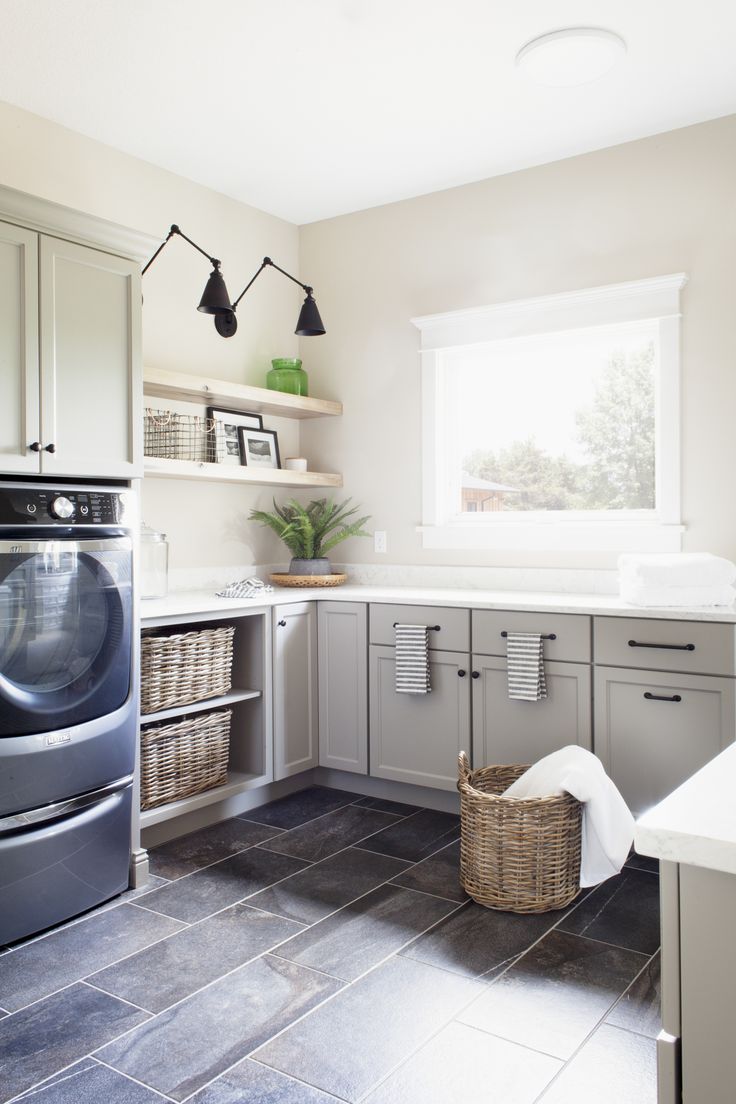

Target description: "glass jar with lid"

left=140, top=523, right=169, bottom=599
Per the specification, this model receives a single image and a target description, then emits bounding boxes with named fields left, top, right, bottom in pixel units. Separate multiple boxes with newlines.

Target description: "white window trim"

left=413, top=274, right=687, bottom=553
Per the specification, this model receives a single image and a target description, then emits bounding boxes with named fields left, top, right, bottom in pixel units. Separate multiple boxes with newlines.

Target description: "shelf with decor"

left=143, top=366, right=342, bottom=420
left=143, top=456, right=342, bottom=488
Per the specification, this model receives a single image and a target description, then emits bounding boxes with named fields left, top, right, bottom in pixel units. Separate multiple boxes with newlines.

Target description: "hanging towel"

left=394, top=623, right=431, bottom=694
left=503, top=745, right=635, bottom=887
left=506, top=632, right=547, bottom=701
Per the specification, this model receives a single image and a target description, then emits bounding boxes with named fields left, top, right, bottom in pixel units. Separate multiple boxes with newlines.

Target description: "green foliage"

left=249, top=497, right=372, bottom=558
left=464, top=342, right=656, bottom=512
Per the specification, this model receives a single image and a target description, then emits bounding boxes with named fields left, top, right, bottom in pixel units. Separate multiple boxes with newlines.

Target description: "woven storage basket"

left=140, top=624, right=235, bottom=715
left=458, top=751, right=582, bottom=914
left=140, top=709, right=231, bottom=810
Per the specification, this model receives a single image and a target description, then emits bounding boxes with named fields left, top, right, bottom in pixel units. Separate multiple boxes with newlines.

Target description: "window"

left=414, top=275, right=686, bottom=552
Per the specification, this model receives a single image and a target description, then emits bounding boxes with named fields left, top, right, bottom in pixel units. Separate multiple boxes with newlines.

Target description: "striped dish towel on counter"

left=506, top=632, right=547, bottom=701
left=394, top=623, right=431, bottom=694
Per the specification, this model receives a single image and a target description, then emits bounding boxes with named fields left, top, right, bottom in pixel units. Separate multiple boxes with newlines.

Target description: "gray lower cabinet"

left=369, top=645, right=470, bottom=790
left=318, top=601, right=368, bottom=774
left=472, top=655, right=592, bottom=767
left=595, top=666, right=735, bottom=815
left=273, top=602, right=318, bottom=780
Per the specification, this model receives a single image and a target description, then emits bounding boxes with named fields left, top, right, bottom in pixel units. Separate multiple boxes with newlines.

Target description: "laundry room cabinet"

left=0, top=218, right=142, bottom=480
left=273, top=602, right=319, bottom=779
left=318, top=602, right=368, bottom=774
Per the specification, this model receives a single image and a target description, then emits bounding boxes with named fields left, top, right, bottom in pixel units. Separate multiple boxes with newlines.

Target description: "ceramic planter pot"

left=289, top=557, right=331, bottom=576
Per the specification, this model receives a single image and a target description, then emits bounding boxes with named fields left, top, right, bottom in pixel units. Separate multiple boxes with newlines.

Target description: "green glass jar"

left=266, top=357, right=309, bottom=396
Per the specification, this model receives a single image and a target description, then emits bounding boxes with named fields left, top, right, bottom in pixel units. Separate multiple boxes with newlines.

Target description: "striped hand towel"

left=394, top=623, right=431, bottom=694
left=506, top=631, right=547, bottom=701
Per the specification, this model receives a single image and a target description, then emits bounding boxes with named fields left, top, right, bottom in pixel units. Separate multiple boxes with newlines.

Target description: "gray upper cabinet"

left=595, top=665, right=735, bottom=816
left=318, top=602, right=368, bottom=774
left=0, top=222, right=142, bottom=480
left=472, top=654, right=592, bottom=768
left=273, top=602, right=319, bottom=780
left=369, top=644, right=470, bottom=790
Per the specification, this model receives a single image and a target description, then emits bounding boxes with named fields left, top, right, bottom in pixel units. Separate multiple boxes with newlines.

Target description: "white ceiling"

left=1, top=0, right=735, bottom=225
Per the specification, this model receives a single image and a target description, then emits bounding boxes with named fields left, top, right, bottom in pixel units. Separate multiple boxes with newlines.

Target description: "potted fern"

left=249, top=497, right=371, bottom=577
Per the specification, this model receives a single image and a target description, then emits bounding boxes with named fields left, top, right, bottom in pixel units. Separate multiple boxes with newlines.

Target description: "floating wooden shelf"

left=144, top=366, right=342, bottom=420
left=144, top=457, right=342, bottom=488
left=140, top=688, right=262, bottom=727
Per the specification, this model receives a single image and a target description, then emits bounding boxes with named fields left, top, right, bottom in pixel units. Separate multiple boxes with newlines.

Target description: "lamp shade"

left=295, top=292, right=326, bottom=336
left=198, top=266, right=233, bottom=315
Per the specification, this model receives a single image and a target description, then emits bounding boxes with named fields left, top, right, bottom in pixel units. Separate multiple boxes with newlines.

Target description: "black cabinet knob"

left=44, top=443, right=56, bottom=454
left=29, top=441, right=41, bottom=452
left=278, top=619, right=287, bottom=627
left=457, top=669, right=466, bottom=678
left=471, top=671, right=480, bottom=679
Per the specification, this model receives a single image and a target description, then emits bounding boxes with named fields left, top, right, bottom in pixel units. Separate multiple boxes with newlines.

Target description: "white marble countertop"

left=140, top=583, right=736, bottom=624
left=635, top=743, right=736, bottom=875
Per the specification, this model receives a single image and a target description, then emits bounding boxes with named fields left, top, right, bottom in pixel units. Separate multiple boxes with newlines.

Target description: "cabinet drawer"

left=369, top=603, right=470, bottom=653
left=594, top=617, right=736, bottom=676
left=473, top=609, right=591, bottom=663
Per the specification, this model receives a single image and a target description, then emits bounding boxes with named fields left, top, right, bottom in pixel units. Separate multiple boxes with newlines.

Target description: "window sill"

left=417, top=521, right=685, bottom=553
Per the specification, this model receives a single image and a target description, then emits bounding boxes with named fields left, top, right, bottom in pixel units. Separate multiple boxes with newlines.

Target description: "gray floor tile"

left=401, top=899, right=563, bottom=979
left=625, top=853, right=660, bottom=873
left=538, top=1023, right=657, bottom=1103
left=390, top=840, right=468, bottom=902
left=458, top=929, right=647, bottom=1059
left=0, top=904, right=184, bottom=1012
left=356, top=808, right=460, bottom=862
left=558, top=868, right=661, bottom=954
left=98, top=954, right=343, bottom=1102
left=248, top=847, right=411, bottom=925
left=0, top=983, right=148, bottom=1104
left=255, top=954, right=482, bottom=1102
left=16, top=1058, right=97, bottom=1098
left=89, top=903, right=303, bottom=1013
left=135, top=847, right=310, bottom=923
left=115, top=876, right=169, bottom=901
left=606, top=951, right=661, bottom=1038
left=189, top=1057, right=340, bottom=1103
left=245, top=786, right=362, bottom=829
left=17, top=1060, right=165, bottom=1102
left=148, top=818, right=284, bottom=880
left=352, top=796, right=422, bottom=817
left=274, top=884, right=459, bottom=981
left=263, top=806, right=400, bottom=863
left=363, top=1020, right=561, bottom=1104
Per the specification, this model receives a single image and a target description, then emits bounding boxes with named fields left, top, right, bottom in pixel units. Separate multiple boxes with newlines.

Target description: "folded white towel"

left=620, top=582, right=736, bottom=607
left=618, top=553, right=736, bottom=589
left=503, top=745, right=634, bottom=887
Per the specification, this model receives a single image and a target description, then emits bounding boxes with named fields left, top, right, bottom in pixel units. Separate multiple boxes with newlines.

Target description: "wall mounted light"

left=142, top=225, right=326, bottom=339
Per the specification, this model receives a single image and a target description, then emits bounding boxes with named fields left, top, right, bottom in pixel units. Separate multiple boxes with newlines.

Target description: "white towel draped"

left=503, top=745, right=635, bottom=887
left=506, top=632, right=547, bottom=702
left=394, top=623, right=431, bottom=694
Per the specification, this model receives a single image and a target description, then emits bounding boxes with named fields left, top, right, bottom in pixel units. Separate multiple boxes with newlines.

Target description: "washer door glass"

left=0, top=538, right=132, bottom=736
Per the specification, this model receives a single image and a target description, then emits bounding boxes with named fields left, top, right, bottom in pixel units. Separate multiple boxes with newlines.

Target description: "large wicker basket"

left=458, top=752, right=582, bottom=914
left=140, top=625, right=235, bottom=715
left=140, top=709, right=231, bottom=810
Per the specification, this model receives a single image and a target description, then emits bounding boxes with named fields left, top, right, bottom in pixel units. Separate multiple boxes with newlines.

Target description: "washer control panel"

left=0, top=486, right=133, bottom=527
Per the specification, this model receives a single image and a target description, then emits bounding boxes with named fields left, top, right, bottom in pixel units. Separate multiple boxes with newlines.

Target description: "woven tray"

left=458, top=752, right=582, bottom=914
left=141, top=624, right=235, bottom=715
left=270, top=573, right=347, bottom=588
left=140, top=709, right=231, bottom=810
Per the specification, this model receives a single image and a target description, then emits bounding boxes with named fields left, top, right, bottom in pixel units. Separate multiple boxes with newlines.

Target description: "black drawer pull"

left=628, top=639, right=695, bottom=651
left=501, top=631, right=556, bottom=640
left=644, top=692, right=682, bottom=703
left=393, top=622, right=441, bottom=631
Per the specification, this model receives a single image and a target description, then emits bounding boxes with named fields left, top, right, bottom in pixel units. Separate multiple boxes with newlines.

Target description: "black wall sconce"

left=141, top=224, right=326, bottom=339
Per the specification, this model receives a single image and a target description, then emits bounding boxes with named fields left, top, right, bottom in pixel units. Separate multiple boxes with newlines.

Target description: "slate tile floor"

left=0, top=786, right=660, bottom=1103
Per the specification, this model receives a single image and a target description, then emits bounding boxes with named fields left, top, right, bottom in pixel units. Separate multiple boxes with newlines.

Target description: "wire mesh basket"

left=144, top=408, right=219, bottom=462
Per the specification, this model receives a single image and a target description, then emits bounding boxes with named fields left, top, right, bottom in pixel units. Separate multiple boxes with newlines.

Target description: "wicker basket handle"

left=458, top=750, right=471, bottom=785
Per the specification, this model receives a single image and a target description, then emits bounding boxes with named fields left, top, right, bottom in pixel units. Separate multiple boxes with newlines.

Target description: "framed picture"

left=207, top=406, right=263, bottom=465
left=238, top=426, right=281, bottom=469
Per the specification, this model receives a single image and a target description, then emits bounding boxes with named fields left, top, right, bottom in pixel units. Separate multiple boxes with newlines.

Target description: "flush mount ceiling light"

left=142, top=225, right=326, bottom=339
left=515, top=27, right=626, bottom=87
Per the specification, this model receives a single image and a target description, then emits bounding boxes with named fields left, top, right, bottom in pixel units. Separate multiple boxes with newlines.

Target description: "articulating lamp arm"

left=141, top=224, right=222, bottom=276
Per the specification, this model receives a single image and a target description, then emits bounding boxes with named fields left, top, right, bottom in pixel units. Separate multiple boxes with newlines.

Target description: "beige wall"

left=300, top=114, right=736, bottom=569
left=0, top=100, right=303, bottom=573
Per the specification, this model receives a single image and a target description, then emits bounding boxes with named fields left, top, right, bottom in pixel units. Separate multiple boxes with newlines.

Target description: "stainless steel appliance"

left=0, top=482, right=136, bottom=944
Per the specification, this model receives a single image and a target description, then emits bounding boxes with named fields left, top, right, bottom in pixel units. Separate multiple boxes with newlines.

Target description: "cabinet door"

left=273, top=603, right=318, bottom=780
left=369, top=645, right=470, bottom=790
left=39, top=236, right=142, bottom=478
left=318, top=602, right=368, bottom=774
left=0, top=221, right=39, bottom=474
left=472, top=655, right=591, bottom=768
left=595, top=666, right=735, bottom=816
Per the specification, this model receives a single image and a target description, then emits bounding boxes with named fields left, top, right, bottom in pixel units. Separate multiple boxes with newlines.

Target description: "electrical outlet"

left=374, top=530, right=387, bottom=554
